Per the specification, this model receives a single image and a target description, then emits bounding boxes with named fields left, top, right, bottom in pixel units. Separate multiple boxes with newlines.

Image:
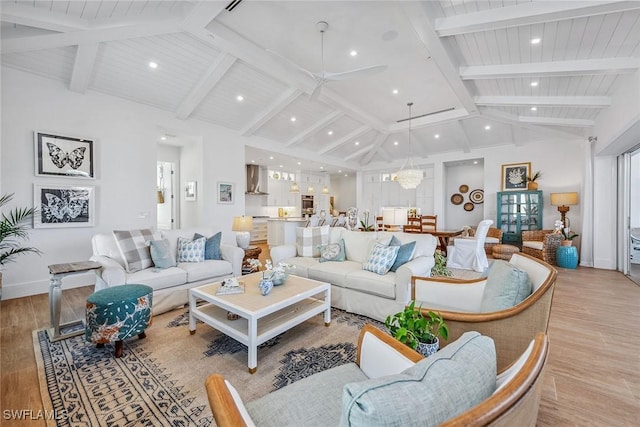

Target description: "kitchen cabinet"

left=267, top=219, right=307, bottom=247
left=497, top=190, right=543, bottom=245
left=250, top=219, right=267, bottom=242
left=267, top=178, right=297, bottom=206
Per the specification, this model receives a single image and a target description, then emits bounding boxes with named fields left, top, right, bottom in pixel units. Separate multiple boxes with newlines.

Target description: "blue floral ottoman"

left=85, top=284, right=153, bottom=358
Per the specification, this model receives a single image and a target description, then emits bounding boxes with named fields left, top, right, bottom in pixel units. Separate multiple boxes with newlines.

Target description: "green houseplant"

left=561, top=228, right=579, bottom=246
left=431, top=250, right=452, bottom=277
left=385, top=300, right=449, bottom=356
left=1, top=193, right=40, bottom=295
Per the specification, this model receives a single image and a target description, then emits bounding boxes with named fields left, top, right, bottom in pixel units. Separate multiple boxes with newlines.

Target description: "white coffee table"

left=188, top=272, right=331, bottom=373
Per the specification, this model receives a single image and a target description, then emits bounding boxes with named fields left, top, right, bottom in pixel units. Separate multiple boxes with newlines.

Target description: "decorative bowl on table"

left=272, top=272, right=289, bottom=286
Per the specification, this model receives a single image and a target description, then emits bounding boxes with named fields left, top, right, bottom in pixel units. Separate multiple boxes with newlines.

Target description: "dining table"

left=429, top=229, right=464, bottom=256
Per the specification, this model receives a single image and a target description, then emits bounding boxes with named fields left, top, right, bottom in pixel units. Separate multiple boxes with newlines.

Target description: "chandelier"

left=396, top=102, right=423, bottom=189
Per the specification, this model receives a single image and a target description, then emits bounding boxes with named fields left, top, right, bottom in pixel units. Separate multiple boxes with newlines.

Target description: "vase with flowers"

left=527, top=171, right=542, bottom=190
left=560, top=228, right=579, bottom=246
left=265, top=260, right=295, bottom=285
left=360, top=210, right=374, bottom=231
left=247, top=259, right=274, bottom=295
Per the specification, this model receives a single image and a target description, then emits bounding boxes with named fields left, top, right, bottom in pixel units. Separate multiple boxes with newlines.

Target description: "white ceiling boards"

left=2, top=1, right=639, bottom=171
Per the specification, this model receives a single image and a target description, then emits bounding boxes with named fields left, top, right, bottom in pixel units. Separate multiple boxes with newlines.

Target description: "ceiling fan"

left=271, top=21, right=387, bottom=102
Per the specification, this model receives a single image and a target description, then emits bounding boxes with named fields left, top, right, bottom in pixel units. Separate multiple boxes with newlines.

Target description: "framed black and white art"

left=33, top=184, right=95, bottom=228
left=501, top=162, right=531, bottom=191
left=34, top=132, right=94, bottom=179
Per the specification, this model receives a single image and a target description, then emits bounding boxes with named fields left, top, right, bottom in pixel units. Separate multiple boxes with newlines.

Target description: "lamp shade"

left=232, top=216, right=253, bottom=232
left=550, top=192, right=579, bottom=206
left=382, top=208, right=408, bottom=226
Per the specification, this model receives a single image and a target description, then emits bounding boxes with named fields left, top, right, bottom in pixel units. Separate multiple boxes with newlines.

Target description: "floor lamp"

left=550, top=192, right=579, bottom=229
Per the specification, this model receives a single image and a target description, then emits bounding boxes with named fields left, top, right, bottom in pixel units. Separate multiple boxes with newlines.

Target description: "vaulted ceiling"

left=2, top=1, right=640, bottom=174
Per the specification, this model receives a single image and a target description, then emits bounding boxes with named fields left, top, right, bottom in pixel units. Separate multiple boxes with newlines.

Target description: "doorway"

left=157, top=161, right=176, bottom=230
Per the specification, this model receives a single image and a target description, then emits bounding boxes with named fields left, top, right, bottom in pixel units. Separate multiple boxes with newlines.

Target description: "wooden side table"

left=48, top=261, right=102, bottom=342
left=242, top=246, right=262, bottom=275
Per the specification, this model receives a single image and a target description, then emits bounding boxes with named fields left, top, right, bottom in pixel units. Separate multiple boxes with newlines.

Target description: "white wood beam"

left=179, top=1, right=227, bottom=32
left=519, top=116, right=594, bottom=128
left=285, top=111, right=344, bottom=147
left=362, top=133, right=390, bottom=165
left=344, top=145, right=374, bottom=162
left=475, top=96, right=611, bottom=108
left=399, top=2, right=479, bottom=116
left=1, top=3, right=89, bottom=32
left=461, top=58, right=640, bottom=79
left=69, top=42, right=98, bottom=94
left=481, top=109, right=583, bottom=139
left=240, top=88, right=301, bottom=136
left=175, top=53, right=237, bottom=120
left=453, top=121, right=472, bottom=153
left=1, top=21, right=182, bottom=54
left=435, top=1, right=640, bottom=36
left=319, top=125, right=371, bottom=155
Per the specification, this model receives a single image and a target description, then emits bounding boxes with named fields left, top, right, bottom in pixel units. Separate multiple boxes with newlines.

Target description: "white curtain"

left=579, top=139, right=595, bottom=267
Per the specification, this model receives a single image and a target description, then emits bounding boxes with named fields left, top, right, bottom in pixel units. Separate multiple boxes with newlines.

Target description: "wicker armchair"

left=521, top=230, right=562, bottom=265
left=464, top=226, right=503, bottom=256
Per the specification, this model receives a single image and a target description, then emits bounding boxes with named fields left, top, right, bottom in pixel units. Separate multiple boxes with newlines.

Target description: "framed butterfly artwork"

left=33, top=184, right=95, bottom=228
left=34, top=132, right=94, bottom=179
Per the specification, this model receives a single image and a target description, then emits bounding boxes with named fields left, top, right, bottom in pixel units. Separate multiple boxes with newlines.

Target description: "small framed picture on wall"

left=218, top=182, right=234, bottom=204
left=185, top=181, right=197, bottom=201
left=34, top=132, right=95, bottom=179
left=501, top=162, right=531, bottom=191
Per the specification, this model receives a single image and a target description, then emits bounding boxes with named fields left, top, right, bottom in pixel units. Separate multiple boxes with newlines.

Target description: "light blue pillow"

left=177, top=237, right=205, bottom=263
left=340, top=332, right=496, bottom=426
left=362, top=242, right=399, bottom=275
left=319, top=239, right=346, bottom=263
left=389, top=235, right=416, bottom=272
left=480, top=260, right=532, bottom=311
left=149, top=239, right=176, bottom=269
left=194, top=232, right=222, bottom=260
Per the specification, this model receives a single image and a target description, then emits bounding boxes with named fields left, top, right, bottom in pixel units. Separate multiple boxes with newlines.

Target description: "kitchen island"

left=267, top=218, right=307, bottom=248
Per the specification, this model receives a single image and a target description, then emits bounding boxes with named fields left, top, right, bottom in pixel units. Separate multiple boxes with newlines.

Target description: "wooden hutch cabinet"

left=496, top=190, right=543, bottom=246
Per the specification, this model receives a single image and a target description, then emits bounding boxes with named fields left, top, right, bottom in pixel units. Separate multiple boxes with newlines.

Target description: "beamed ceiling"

left=2, top=0, right=640, bottom=174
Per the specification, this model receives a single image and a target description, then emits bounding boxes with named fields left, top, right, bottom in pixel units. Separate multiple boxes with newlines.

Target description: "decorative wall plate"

left=464, top=202, right=475, bottom=211
left=459, top=184, right=469, bottom=193
left=451, top=194, right=463, bottom=205
left=469, top=189, right=484, bottom=204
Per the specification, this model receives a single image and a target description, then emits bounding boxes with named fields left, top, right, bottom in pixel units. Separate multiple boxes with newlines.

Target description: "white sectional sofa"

left=90, top=228, right=244, bottom=314
left=270, top=228, right=438, bottom=322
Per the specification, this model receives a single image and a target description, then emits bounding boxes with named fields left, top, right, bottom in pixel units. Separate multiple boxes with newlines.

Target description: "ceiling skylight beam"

left=387, top=108, right=470, bottom=132
left=69, top=42, right=98, bottom=94
left=285, top=111, right=344, bottom=147
left=519, top=116, right=594, bottom=127
left=481, top=110, right=584, bottom=138
left=1, top=2, right=89, bottom=32
left=475, top=95, right=611, bottom=108
left=460, top=58, right=640, bottom=79
left=240, top=88, right=300, bottom=136
left=179, top=1, right=226, bottom=31
left=318, top=125, right=371, bottom=155
left=176, top=53, right=237, bottom=120
left=435, top=1, right=640, bottom=36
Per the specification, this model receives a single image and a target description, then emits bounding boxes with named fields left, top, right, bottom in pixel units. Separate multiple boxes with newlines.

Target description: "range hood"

left=246, top=164, right=269, bottom=195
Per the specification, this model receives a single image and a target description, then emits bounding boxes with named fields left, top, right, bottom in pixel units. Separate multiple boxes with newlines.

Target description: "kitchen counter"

left=267, top=218, right=307, bottom=247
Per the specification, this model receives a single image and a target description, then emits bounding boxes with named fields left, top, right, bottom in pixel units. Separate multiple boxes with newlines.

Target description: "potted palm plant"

left=385, top=300, right=449, bottom=357
left=1, top=193, right=41, bottom=294
left=527, top=171, right=542, bottom=190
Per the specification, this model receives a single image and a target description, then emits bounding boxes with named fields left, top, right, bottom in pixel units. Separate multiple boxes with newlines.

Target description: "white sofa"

left=90, top=228, right=244, bottom=314
left=270, top=228, right=438, bottom=322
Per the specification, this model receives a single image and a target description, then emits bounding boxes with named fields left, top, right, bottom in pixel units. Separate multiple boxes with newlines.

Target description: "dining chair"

left=420, top=215, right=437, bottom=233
left=446, top=219, right=493, bottom=272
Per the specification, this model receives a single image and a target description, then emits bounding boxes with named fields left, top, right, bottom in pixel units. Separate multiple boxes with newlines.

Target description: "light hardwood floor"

left=1, top=251, right=639, bottom=426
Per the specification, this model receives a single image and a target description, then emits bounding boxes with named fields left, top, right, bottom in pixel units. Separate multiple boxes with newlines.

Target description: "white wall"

left=445, top=163, right=484, bottom=229
left=1, top=67, right=246, bottom=298
left=330, top=174, right=357, bottom=211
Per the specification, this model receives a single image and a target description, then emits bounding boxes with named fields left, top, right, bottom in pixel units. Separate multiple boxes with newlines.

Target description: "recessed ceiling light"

left=434, top=134, right=440, bottom=139
left=269, top=156, right=274, bottom=160
left=338, top=170, right=342, bottom=173
left=148, top=61, right=158, bottom=69
left=344, top=174, right=348, bottom=177
left=236, top=95, right=244, bottom=102
left=328, top=130, right=333, bottom=136
left=279, top=165, right=283, bottom=168
left=350, top=50, right=358, bottom=56
left=394, top=141, right=399, bottom=146
left=531, top=81, right=539, bottom=87
left=531, top=106, right=537, bottom=111
left=484, top=125, right=491, bottom=130
left=251, top=160, right=255, bottom=163
left=392, top=89, right=399, bottom=94
left=297, top=161, right=301, bottom=165
left=531, top=38, right=541, bottom=44
left=160, top=136, right=167, bottom=141
left=290, top=116, right=297, bottom=122
left=320, top=166, right=324, bottom=169
left=473, top=160, right=478, bottom=164
left=355, top=141, right=360, bottom=145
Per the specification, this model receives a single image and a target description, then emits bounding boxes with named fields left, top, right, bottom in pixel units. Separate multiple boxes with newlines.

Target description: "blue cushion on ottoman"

left=86, top=284, right=153, bottom=344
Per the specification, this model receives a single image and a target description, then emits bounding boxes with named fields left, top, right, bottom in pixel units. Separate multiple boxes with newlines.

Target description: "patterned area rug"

left=33, top=307, right=383, bottom=426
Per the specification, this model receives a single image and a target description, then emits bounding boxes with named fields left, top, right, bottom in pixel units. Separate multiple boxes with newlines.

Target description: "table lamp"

left=232, top=216, right=253, bottom=249
left=550, top=192, right=578, bottom=228
left=382, top=208, right=408, bottom=232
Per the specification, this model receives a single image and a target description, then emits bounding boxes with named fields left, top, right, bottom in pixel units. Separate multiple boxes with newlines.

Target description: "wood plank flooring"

left=1, top=257, right=639, bottom=426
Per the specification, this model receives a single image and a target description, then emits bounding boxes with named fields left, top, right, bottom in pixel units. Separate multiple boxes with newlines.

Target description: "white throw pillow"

left=113, top=229, right=161, bottom=273
left=296, top=225, right=330, bottom=257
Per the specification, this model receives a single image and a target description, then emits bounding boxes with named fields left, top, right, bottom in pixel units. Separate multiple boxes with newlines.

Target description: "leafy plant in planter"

left=527, top=171, right=542, bottom=190
left=385, top=301, right=448, bottom=356
left=561, top=228, right=579, bottom=246
left=1, top=193, right=40, bottom=266
left=431, top=250, right=452, bottom=277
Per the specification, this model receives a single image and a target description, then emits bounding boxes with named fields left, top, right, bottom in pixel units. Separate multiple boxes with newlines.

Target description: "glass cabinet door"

left=497, top=191, right=542, bottom=244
